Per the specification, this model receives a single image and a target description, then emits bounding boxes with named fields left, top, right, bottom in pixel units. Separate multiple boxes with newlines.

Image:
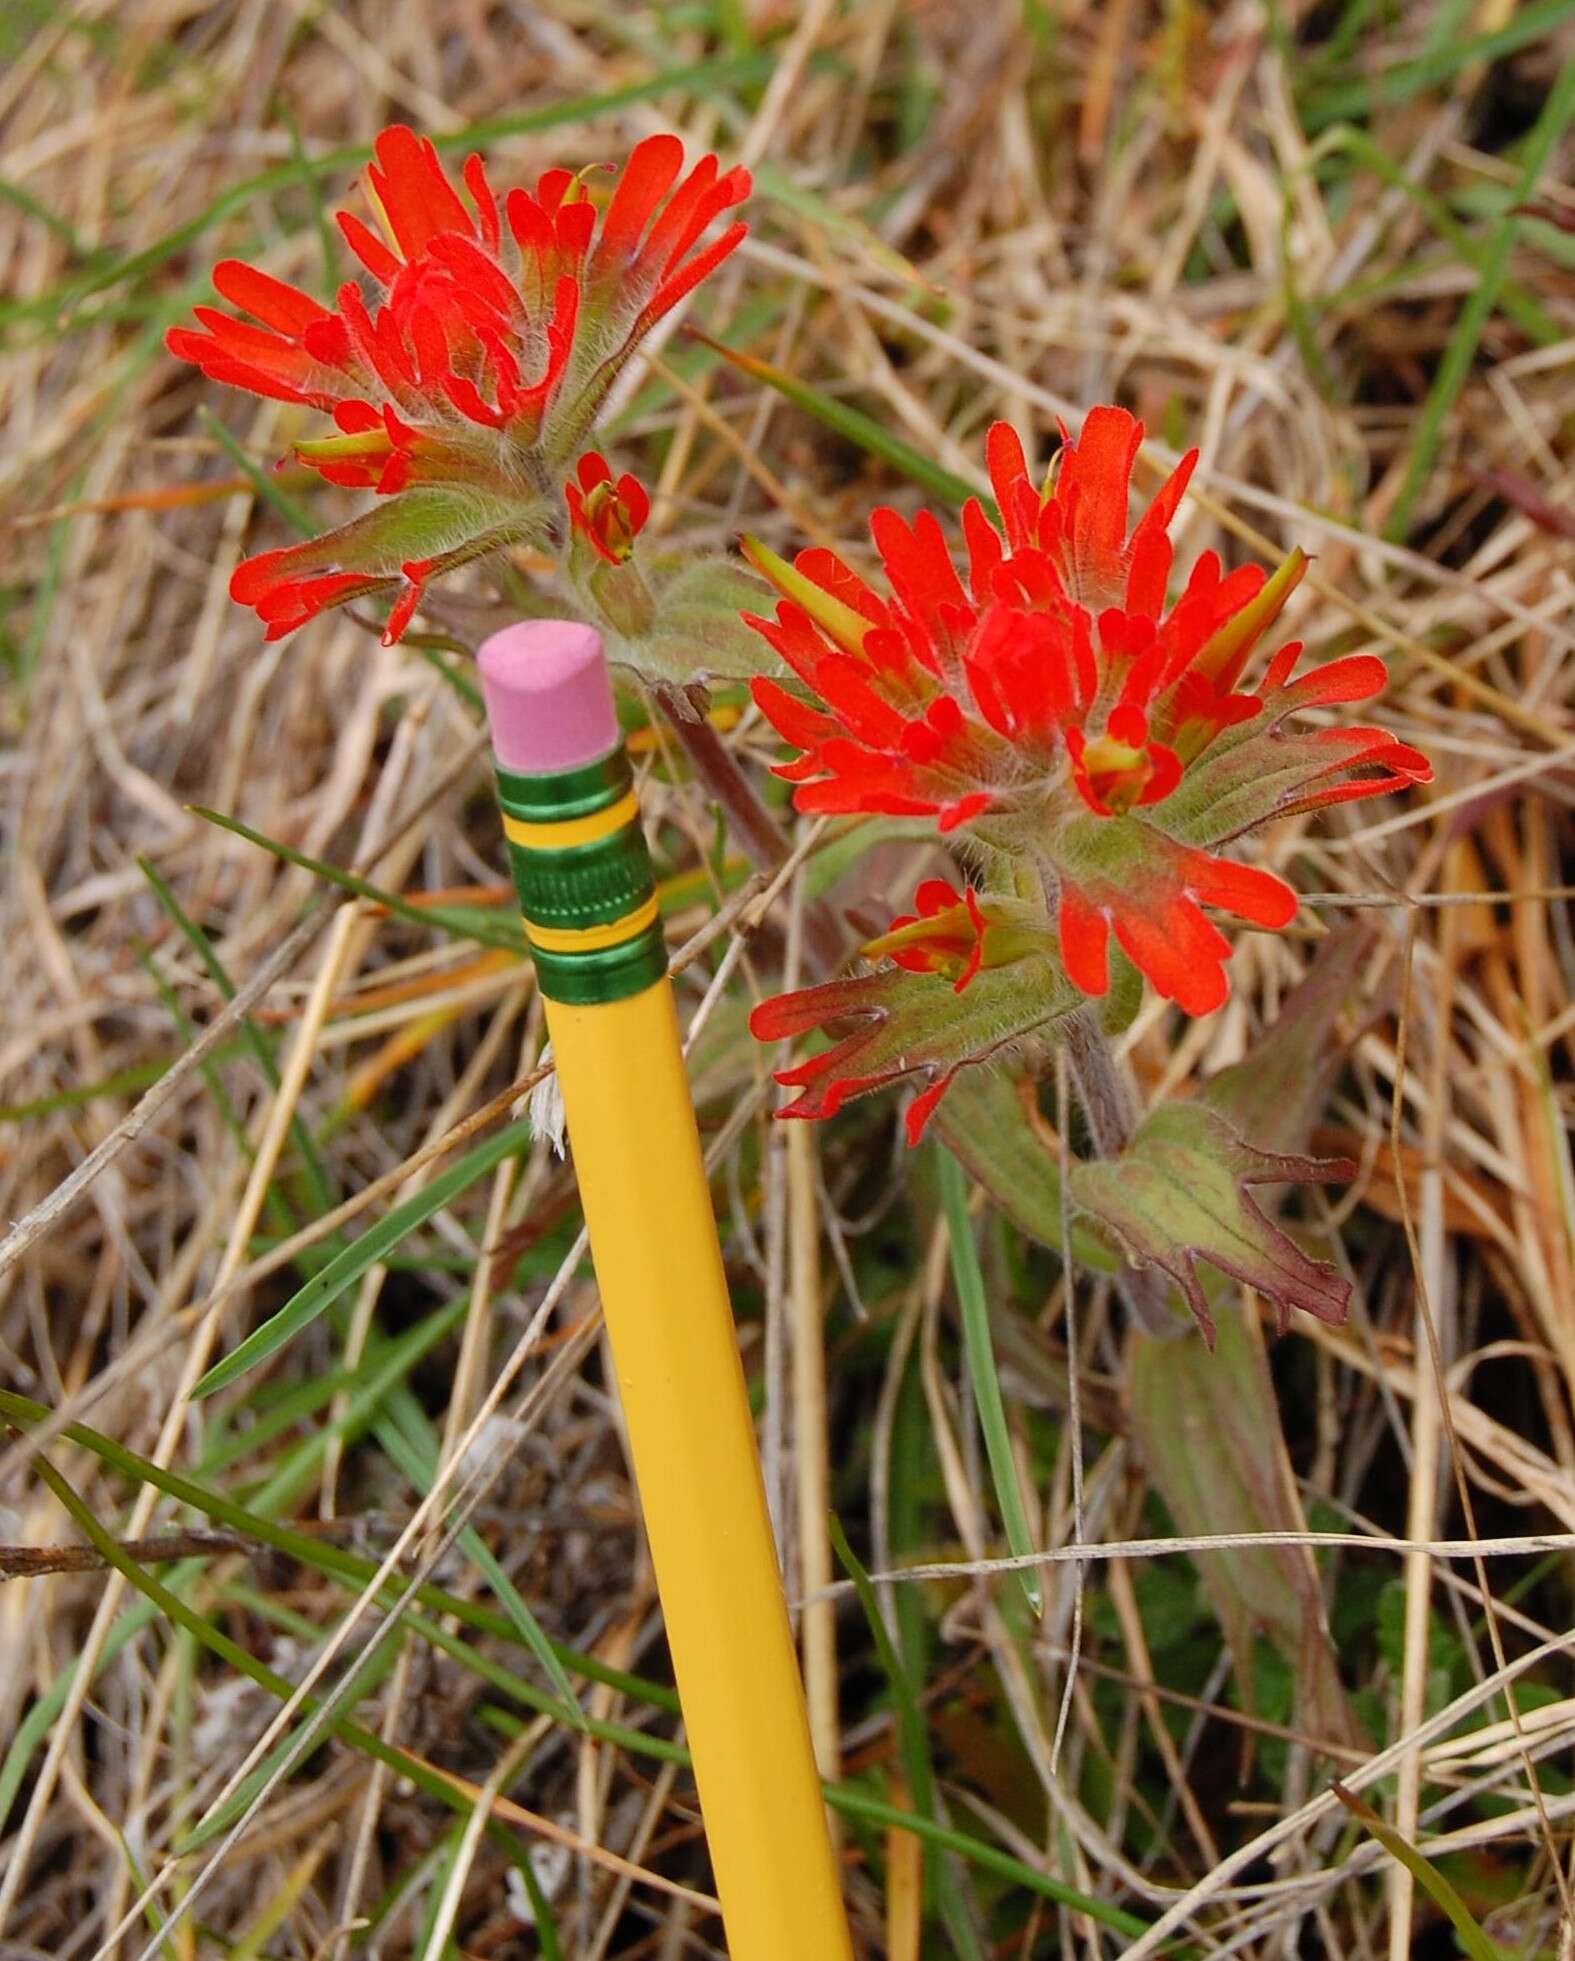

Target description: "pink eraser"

left=477, top=620, right=620, bottom=774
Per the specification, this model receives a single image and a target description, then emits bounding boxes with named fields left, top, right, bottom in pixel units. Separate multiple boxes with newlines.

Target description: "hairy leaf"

left=580, top=549, right=780, bottom=686
left=753, top=952, right=1079, bottom=1145
left=1070, top=1103, right=1353, bottom=1345
left=1124, top=933, right=1374, bottom=1750
left=1130, top=1305, right=1366, bottom=1751
left=1200, top=926, right=1376, bottom=1150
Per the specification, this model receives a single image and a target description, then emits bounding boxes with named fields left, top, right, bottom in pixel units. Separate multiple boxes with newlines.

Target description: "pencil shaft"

left=545, top=979, right=854, bottom=1959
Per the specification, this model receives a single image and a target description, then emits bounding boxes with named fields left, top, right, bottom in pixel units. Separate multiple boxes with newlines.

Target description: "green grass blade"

left=115, top=1833, right=182, bottom=1961
left=2, top=1389, right=1144, bottom=1925
left=26, top=1447, right=544, bottom=1880
left=1332, top=1784, right=1507, bottom=1961
left=0, top=1386, right=677, bottom=1715
left=0, top=172, right=89, bottom=253
left=137, top=852, right=337, bottom=1220
left=1301, top=0, right=1575, bottom=125
left=938, top=1147, right=1043, bottom=1615
left=830, top=1515, right=986, bottom=1959
left=177, top=1623, right=407, bottom=1850
left=196, top=405, right=316, bottom=533
left=1386, top=46, right=1575, bottom=539
left=0, top=1055, right=206, bottom=1123
left=189, top=806, right=526, bottom=954
left=371, top=1401, right=585, bottom=1723
left=1307, top=126, right=1558, bottom=348
left=192, top=1117, right=533, bottom=1397
left=690, top=330, right=984, bottom=509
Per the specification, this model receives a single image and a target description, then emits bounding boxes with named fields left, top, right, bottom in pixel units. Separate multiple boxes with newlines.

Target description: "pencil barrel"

left=545, top=981, right=854, bottom=1960
left=491, top=722, right=853, bottom=1958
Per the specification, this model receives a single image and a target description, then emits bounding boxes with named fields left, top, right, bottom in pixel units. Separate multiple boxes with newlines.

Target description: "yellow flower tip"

left=740, top=533, right=871, bottom=655
left=1076, top=734, right=1153, bottom=814
left=362, top=178, right=398, bottom=255
left=294, top=430, right=396, bottom=461
left=1190, top=544, right=1311, bottom=691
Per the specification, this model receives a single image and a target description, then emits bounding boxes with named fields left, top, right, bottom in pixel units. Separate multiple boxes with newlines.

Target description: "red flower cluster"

left=746, top=407, right=1429, bottom=1016
left=565, top=451, right=650, bottom=565
left=168, top=127, right=749, bottom=641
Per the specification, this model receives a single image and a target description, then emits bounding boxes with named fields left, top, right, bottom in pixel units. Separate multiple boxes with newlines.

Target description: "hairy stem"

left=1061, top=1006, right=1139, bottom=1160
left=655, top=689, right=845, bottom=975
left=1062, top=1005, right=1184, bottom=1340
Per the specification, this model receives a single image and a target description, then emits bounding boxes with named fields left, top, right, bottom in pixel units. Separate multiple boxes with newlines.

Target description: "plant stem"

left=655, top=689, right=845, bottom=975
left=1061, top=1005, right=1139, bottom=1160
left=1061, top=1005, right=1183, bottom=1340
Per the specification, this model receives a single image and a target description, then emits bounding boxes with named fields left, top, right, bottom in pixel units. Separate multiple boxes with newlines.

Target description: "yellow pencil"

left=479, top=619, right=854, bottom=1961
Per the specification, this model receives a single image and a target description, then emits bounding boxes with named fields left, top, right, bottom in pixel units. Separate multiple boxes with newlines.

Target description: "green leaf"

left=1070, top=1103, right=1354, bottom=1345
left=193, top=1118, right=534, bottom=1397
left=1129, top=1302, right=1364, bottom=1752
left=1200, top=926, right=1373, bottom=1153
left=1123, top=936, right=1374, bottom=1750
left=586, top=549, right=776, bottom=686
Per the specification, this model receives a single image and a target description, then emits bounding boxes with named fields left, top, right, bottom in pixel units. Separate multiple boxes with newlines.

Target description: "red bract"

left=565, top=451, right=650, bottom=565
left=745, top=406, right=1430, bottom=1016
left=750, top=883, right=1070, bottom=1144
left=167, top=126, right=749, bottom=641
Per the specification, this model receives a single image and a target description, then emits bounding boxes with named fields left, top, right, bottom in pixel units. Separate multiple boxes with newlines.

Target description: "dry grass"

left=4, top=1, right=1575, bottom=1955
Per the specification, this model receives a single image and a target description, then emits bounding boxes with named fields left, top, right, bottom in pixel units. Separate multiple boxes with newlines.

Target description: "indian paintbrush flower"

left=860, top=877, right=1048, bottom=995
left=168, top=126, right=749, bottom=643
left=745, top=406, right=1430, bottom=1021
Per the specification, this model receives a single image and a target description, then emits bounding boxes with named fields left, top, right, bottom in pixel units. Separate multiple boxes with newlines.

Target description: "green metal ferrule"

left=493, top=748, right=667, bottom=1006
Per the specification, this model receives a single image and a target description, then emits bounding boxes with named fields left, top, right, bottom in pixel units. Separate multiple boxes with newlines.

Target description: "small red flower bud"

left=564, top=452, right=651, bottom=565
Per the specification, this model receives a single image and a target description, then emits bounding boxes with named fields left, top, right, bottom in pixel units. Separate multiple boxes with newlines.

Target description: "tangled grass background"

left=4, top=2, right=1575, bottom=1955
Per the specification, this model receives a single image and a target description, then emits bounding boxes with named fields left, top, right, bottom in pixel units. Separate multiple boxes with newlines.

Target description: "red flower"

left=872, top=878, right=990, bottom=991
left=167, top=127, right=749, bottom=641
left=565, top=451, right=650, bottom=565
left=859, top=876, right=1049, bottom=995
left=744, top=406, right=1430, bottom=1016
left=751, top=979, right=960, bottom=1146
